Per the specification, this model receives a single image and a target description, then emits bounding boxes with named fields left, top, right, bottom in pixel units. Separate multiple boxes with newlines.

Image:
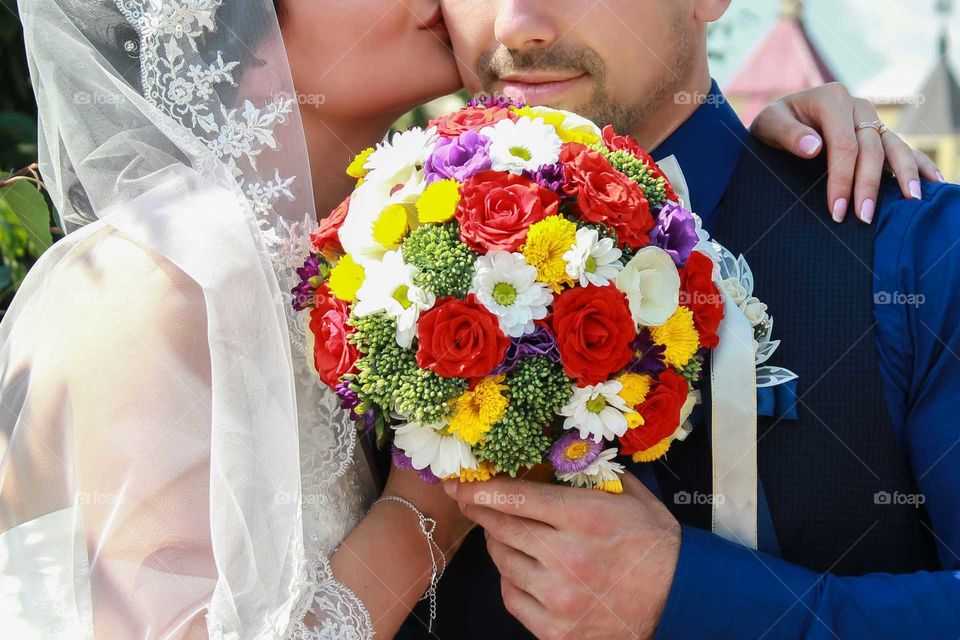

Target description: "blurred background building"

left=722, top=0, right=960, bottom=180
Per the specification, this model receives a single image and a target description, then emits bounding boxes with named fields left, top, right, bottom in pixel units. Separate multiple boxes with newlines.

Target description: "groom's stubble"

left=473, top=11, right=695, bottom=137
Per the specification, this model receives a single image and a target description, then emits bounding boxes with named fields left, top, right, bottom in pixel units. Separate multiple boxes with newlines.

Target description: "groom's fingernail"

left=832, top=198, right=847, bottom=223
left=860, top=199, right=875, bottom=224
left=799, top=135, right=822, bottom=155
left=937, top=171, right=946, bottom=183
left=909, top=180, right=922, bottom=199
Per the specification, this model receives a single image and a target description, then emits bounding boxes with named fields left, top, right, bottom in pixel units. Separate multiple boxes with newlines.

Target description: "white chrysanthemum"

left=472, top=251, right=552, bottom=337
left=557, top=448, right=625, bottom=488
left=480, top=116, right=562, bottom=174
left=563, top=227, right=623, bottom=287
left=353, top=250, right=435, bottom=348
left=522, top=105, right=603, bottom=142
left=394, top=421, right=478, bottom=479
left=616, top=246, right=680, bottom=328
left=364, top=126, right=438, bottom=182
left=560, top=381, right=632, bottom=443
left=339, top=178, right=423, bottom=264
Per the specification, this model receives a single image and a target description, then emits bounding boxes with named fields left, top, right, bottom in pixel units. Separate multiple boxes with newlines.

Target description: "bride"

left=0, top=0, right=938, bottom=638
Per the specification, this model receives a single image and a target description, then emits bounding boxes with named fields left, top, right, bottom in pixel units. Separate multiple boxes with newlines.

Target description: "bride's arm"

left=327, top=468, right=473, bottom=636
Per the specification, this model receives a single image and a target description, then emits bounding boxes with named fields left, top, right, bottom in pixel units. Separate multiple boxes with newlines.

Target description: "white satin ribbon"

left=657, top=155, right=759, bottom=550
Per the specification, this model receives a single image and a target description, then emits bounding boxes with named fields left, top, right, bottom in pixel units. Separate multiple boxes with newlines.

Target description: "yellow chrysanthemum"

left=371, top=204, right=410, bottom=250
left=595, top=479, right=624, bottom=494
left=631, top=437, right=673, bottom=463
left=626, top=412, right=644, bottom=429
left=346, top=147, right=374, bottom=179
left=416, top=179, right=462, bottom=224
left=511, top=106, right=601, bottom=145
left=327, top=254, right=365, bottom=303
left=458, top=461, right=497, bottom=483
left=447, top=376, right=509, bottom=446
left=521, top=216, right=577, bottom=292
left=615, top=373, right=653, bottom=407
left=650, top=306, right=700, bottom=368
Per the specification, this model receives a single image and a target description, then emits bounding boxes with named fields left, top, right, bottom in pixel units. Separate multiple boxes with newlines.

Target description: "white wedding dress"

left=0, top=0, right=380, bottom=637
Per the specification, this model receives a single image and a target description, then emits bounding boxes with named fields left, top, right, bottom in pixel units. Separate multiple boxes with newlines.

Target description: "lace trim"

left=287, top=551, right=375, bottom=640
left=114, top=0, right=357, bottom=486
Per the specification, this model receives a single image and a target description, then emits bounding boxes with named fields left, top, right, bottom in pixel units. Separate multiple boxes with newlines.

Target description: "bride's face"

left=280, top=0, right=462, bottom=122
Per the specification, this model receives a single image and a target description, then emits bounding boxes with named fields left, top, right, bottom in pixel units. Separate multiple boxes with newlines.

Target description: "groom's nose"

left=494, top=0, right=560, bottom=52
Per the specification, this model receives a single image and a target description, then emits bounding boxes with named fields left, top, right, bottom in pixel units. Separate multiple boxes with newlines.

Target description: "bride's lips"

left=498, top=72, right=588, bottom=105
left=418, top=6, right=448, bottom=37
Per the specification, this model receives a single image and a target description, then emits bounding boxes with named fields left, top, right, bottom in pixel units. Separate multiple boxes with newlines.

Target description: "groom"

left=404, top=0, right=960, bottom=638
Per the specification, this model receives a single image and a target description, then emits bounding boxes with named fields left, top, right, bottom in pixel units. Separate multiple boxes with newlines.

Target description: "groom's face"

left=442, top=0, right=700, bottom=133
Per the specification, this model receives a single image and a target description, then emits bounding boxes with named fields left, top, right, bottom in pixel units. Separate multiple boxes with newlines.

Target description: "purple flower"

left=492, top=326, right=561, bottom=375
left=291, top=255, right=323, bottom=311
left=627, top=329, right=667, bottom=375
left=524, top=162, right=565, bottom=191
left=335, top=381, right=376, bottom=431
left=391, top=444, right=441, bottom=484
left=650, top=203, right=699, bottom=267
left=424, top=130, right=492, bottom=183
left=549, top=432, right=602, bottom=474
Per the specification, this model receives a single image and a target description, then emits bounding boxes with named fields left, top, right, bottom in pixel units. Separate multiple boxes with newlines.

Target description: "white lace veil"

left=0, top=0, right=371, bottom=637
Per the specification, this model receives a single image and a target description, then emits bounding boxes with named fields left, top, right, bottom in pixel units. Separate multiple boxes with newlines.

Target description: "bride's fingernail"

left=832, top=198, right=847, bottom=223
left=909, top=180, right=922, bottom=199
left=799, top=135, right=822, bottom=155
left=860, top=199, right=875, bottom=224
left=937, top=171, right=946, bottom=183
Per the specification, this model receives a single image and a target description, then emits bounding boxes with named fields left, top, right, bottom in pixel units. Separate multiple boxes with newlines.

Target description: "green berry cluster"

left=349, top=312, right=465, bottom=425
left=478, top=357, right=573, bottom=476
left=595, top=146, right=670, bottom=208
left=402, top=222, right=477, bottom=298
left=679, top=353, right=704, bottom=387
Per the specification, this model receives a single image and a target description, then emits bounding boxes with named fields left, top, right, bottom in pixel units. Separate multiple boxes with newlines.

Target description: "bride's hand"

left=382, top=467, right=476, bottom=554
left=751, top=82, right=943, bottom=223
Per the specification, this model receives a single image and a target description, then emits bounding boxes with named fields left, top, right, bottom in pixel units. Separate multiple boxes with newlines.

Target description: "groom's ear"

left=693, top=0, right=733, bottom=23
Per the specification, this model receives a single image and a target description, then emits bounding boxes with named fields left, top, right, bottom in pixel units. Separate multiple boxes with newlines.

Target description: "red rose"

left=456, top=171, right=560, bottom=253
left=619, top=369, right=689, bottom=454
left=560, top=143, right=654, bottom=249
left=429, top=106, right=517, bottom=137
left=308, top=285, right=359, bottom=388
left=311, top=196, right=350, bottom=257
left=552, top=285, right=636, bottom=386
left=601, top=126, right=679, bottom=203
left=680, top=251, right=724, bottom=348
left=416, top=295, right=510, bottom=379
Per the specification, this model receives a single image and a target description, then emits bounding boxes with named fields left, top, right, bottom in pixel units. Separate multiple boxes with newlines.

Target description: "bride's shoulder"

left=21, top=223, right=208, bottom=370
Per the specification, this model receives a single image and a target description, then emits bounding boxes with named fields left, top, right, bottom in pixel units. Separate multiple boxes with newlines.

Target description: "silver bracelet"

left=371, top=495, right=447, bottom=632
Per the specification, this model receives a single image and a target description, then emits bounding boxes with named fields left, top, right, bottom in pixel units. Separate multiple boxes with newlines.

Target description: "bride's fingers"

left=914, top=149, right=946, bottom=184
left=749, top=99, right=823, bottom=157
left=881, top=130, right=924, bottom=201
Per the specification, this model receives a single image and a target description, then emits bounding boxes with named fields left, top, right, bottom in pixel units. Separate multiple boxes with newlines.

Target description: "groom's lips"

left=497, top=72, right=588, bottom=105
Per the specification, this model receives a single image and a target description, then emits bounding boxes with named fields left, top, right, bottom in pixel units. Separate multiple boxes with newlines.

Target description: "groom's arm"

left=656, top=180, right=960, bottom=640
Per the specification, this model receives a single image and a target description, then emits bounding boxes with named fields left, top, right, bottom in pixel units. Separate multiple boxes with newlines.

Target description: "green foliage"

left=0, top=171, right=54, bottom=311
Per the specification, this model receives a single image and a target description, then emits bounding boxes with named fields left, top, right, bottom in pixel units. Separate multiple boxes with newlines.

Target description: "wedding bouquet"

left=292, top=97, right=728, bottom=493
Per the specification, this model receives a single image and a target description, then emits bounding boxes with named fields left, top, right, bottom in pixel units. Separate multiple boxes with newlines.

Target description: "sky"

left=711, top=0, right=960, bottom=99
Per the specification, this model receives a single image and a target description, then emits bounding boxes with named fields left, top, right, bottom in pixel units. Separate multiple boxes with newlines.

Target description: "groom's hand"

left=443, top=474, right=681, bottom=640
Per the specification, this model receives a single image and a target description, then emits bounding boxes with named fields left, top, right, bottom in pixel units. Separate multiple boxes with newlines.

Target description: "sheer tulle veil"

left=0, top=1, right=376, bottom=637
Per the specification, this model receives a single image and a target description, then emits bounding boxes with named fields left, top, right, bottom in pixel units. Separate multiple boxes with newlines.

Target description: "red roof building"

left=726, top=0, right=838, bottom=124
